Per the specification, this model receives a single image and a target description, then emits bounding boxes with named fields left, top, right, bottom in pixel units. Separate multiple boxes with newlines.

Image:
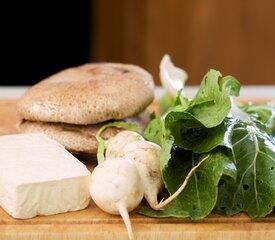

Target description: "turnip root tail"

left=118, top=202, right=135, bottom=240
left=152, top=155, right=209, bottom=210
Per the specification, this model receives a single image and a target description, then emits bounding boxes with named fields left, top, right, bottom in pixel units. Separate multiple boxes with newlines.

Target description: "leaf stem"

left=95, top=121, right=141, bottom=164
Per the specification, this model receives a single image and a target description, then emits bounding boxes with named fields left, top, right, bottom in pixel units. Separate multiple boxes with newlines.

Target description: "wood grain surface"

left=0, top=100, right=275, bottom=240
left=91, top=0, right=275, bottom=86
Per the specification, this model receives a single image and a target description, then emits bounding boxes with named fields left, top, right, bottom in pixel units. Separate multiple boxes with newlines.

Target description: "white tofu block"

left=0, top=133, right=91, bottom=219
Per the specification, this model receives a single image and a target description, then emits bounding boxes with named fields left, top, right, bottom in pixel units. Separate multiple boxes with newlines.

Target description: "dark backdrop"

left=2, top=1, right=91, bottom=86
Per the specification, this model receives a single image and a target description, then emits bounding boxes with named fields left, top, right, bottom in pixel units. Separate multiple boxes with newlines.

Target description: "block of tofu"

left=0, top=133, right=91, bottom=219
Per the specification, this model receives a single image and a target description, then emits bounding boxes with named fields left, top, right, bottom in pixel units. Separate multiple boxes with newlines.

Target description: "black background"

left=2, top=1, right=91, bottom=85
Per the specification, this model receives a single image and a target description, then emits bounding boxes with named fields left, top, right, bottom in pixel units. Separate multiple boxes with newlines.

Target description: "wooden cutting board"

left=0, top=99, right=275, bottom=240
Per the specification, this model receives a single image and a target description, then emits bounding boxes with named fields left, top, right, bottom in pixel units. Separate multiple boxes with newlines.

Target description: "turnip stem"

left=152, top=155, right=209, bottom=210
left=118, top=202, right=135, bottom=240
left=95, top=121, right=141, bottom=164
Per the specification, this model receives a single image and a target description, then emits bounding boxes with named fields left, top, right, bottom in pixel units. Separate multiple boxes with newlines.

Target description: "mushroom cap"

left=17, top=120, right=118, bottom=155
left=17, top=63, right=154, bottom=125
left=17, top=112, right=150, bottom=155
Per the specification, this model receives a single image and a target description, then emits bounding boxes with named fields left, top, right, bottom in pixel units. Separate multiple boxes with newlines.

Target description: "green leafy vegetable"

left=144, top=116, right=174, bottom=170
left=165, top=69, right=240, bottom=129
left=141, top=70, right=240, bottom=218
left=240, top=103, right=275, bottom=139
left=214, top=120, right=275, bottom=218
left=139, top=148, right=236, bottom=219
left=187, top=70, right=240, bottom=128
left=168, top=117, right=235, bottom=153
left=240, top=103, right=274, bottom=124
left=140, top=67, right=275, bottom=220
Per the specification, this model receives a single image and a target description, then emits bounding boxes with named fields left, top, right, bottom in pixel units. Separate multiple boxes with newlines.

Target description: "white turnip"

left=107, top=140, right=163, bottom=210
left=105, top=130, right=209, bottom=210
left=90, top=157, right=144, bottom=240
left=93, top=128, right=209, bottom=240
left=106, top=130, right=144, bottom=159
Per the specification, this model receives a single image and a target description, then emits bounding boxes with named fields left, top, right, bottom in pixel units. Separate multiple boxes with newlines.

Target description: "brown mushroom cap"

left=17, top=120, right=119, bottom=155
left=17, top=112, right=150, bottom=155
left=17, top=63, right=154, bottom=125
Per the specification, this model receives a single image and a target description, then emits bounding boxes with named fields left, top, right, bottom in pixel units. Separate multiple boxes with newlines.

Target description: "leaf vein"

left=232, top=132, right=250, bottom=147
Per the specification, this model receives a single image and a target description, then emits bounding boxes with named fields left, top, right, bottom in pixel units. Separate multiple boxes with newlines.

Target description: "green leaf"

left=164, top=69, right=241, bottom=129
left=240, top=103, right=274, bottom=123
left=144, top=117, right=165, bottom=146
left=158, top=92, right=175, bottom=114
left=144, top=116, right=174, bottom=171
left=139, top=148, right=235, bottom=219
left=240, top=103, right=275, bottom=139
left=168, top=117, right=236, bottom=153
left=173, top=89, right=190, bottom=108
left=165, top=108, right=203, bottom=129
left=214, top=120, right=275, bottom=218
left=221, top=149, right=237, bottom=183
left=191, top=69, right=222, bottom=105
left=187, top=70, right=240, bottom=128
left=219, top=75, right=240, bottom=96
